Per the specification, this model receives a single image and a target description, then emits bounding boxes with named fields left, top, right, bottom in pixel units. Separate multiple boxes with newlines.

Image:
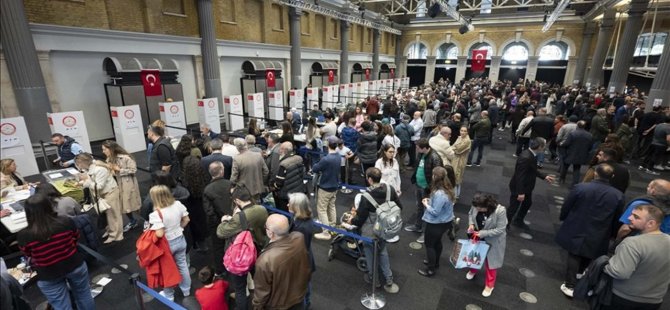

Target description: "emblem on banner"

left=170, top=105, right=179, bottom=114
left=208, top=100, right=216, bottom=108
left=62, top=116, right=77, bottom=128
left=0, top=123, right=17, bottom=136
left=124, top=110, right=135, bottom=119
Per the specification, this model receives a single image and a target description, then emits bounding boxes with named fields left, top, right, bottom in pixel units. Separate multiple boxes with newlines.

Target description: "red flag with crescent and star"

left=328, top=70, right=335, bottom=83
left=266, top=70, right=276, bottom=88
left=141, top=70, right=162, bottom=96
left=365, top=68, right=371, bottom=80
left=390, top=68, right=395, bottom=78
left=471, top=50, right=487, bottom=72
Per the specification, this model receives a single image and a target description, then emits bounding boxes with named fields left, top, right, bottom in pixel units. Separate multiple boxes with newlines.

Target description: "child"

left=195, top=266, right=229, bottom=310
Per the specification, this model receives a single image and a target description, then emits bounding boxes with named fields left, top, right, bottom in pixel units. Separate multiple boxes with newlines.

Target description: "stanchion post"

left=130, top=273, right=146, bottom=310
left=361, top=239, right=386, bottom=309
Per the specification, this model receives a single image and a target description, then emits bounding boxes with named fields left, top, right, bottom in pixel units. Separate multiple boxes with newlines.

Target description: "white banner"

left=47, top=111, right=92, bottom=153
left=111, top=105, right=146, bottom=153
left=159, top=101, right=187, bottom=138
left=225, top=95, right=245, bottom=131
left=197, top=98, right=221, bottom=135
left=0, top=117, right=39, bottom=176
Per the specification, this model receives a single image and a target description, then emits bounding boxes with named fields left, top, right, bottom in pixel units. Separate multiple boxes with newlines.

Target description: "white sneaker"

left=385, top=235, right=400, bottom=243
left=314, top=231, right=332, bottom=240
left=653, top=165, right=666, bottom=171
left=466, top=271, right=476, bottom=280
left=482, top=286, right=494, bottom=297
left=159, top=291, right=174, bottom=302
left=560, top=283, right=574, bottom=298
left=416, top=234, right=424, bottom=243
left=645, top=169, right=660, bottom=176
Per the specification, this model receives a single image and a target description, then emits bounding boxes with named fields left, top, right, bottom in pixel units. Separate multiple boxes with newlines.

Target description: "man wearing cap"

left=312, top=136, right=341, bottom=240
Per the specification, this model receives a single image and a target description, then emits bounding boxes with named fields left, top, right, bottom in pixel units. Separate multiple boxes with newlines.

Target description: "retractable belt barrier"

left=77, top=244, right=187, bottom=310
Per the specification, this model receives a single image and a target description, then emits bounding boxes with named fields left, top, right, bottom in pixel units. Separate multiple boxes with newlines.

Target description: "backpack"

left=362, top=184, right=403, bottom=240
left=223, top=210, right=257, bottom=276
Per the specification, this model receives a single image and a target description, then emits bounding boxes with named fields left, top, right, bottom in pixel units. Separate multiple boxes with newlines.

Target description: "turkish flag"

left=390, top=68, right=395, bottom=78
left=328, top=70, right=334, bottom=83
left=141, top=70, right=162, bottom=96
left=471, top=50, right=487, bottom=72
left=365, top=68, right=371, bottom=80
left=266, top=70, right=276, bottom=88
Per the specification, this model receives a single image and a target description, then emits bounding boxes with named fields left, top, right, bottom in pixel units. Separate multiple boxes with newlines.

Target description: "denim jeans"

left=163, top=235, right=191, bottom=299
left=232, top=272, right=249, bottom=310
left=37, top=262, right=95, bottom=310
left=467, top=138, right=486, bottom=165
left=363, top=240, right=393, bottom=286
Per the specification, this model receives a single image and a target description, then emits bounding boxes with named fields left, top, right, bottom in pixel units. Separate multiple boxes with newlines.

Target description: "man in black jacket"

left=200, top=138, right=233, bottom=181
left=272, top=142, right=306, bottom=212
left=202, top=161, right=232, bottom=275
left=590, top=148, right=630, bottom=194
left=349, top=167, right=401, bottom=294
left=521, top=108, right=555, bottom=168
left=560, top=121, right=592, bottom=186
left=508, top=137, right=555, bottom=229
left=405, top=138, right=444, bottom=236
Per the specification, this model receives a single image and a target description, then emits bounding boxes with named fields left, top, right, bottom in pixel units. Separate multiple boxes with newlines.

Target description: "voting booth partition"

left=289, top=89, right=304, bottom=111
left=246, top=93, right=266, bottom=128
left=241, top=60, right=285, bottom=121
left=47, top=111, right=92, bottom=154
left=159, top=101, right=187, bottom=138
left=110, top=105, right=146, bottom=153
left=268, top=91, right=285, bottom=121
left=338, top=84, right=350, bottom=105
left=306, top=87, right=319, bottom=110
left=103, top=56, right=183, bottom=131
left=197, top=98, right=222, bottom=134
left=0, top=117, right=40, bottom=177
left=225, top=95, right=245, bottom=131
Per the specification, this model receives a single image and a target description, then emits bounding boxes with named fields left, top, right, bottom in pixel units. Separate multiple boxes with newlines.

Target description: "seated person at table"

left=1, top=159, right=35, bottom=197
left=35, top=183, right=82, bottom=217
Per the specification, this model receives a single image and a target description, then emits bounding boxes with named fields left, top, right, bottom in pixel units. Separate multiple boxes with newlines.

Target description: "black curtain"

left=499, top=68, right=526, bottom=83
left=434, top=67, right=456, bottom=83
left=536, top=68, right=566, bottom=85
left=407, top=66, right=426, bottom=86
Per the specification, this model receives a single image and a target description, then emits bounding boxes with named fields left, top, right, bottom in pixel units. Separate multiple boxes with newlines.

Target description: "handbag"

left=450, top=236, right=490, bottom=270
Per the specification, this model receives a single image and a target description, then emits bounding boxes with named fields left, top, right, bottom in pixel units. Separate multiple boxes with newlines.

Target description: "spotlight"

left=428, top=3, right=441, bottom=18
left=459, top=24, right=469, bottom=34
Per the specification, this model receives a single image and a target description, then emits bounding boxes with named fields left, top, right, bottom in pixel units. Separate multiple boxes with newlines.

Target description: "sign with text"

left=159, top=101, right=187, bottom=138
left=111, top=105, right=145, bottom=153
left=225, top=95, right=244, bottom=131
left=197, top=98, right=221, bottom=135
left=0, top=117, right=39, bottom=176
left=47, top=111, right=92, bottom=153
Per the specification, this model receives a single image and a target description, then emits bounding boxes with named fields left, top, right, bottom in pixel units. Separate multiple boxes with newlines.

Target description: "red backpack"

left=223, top=210, right=257, bottom=275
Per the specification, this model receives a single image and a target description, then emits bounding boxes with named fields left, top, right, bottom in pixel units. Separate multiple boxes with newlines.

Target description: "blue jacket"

left=312, top=152, right=340, bottom=191
left=341, top=127, right=359, bottom=152
left=72, top=214, right=99, bottom=251
left=422, top=189, right=455, bottom=224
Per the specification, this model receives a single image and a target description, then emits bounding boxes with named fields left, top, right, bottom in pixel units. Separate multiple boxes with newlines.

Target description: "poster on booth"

left=338, top=84, right=348, bottom=105
left=306, top=87, right=319, bottom=108
left=394, top=78, right=402, bottom=91
left=0, top=117, right=39, bottom=177
left=225, top=95, right=245, bottom=131
left=247, top=93, right=265, bottom=119
left=378, top=80, right=385, bottom=95
left=322, top=86, right=333, bottom=109
left=159, top=101, right=187, bottom=138
left=47, top=111, right=92, bottom=153
left=268, top=91, right=284, bottom=121
left=403, top=77, right=410, bottom=89
left=197, top=98, right=221, bottom=135
left=368, top=80, right=376, bottom=96
left=110, top=105, right=146, bottom=153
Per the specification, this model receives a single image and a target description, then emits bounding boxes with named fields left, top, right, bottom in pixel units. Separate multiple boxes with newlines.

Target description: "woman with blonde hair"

left=451, top=126, right=472, bottom=199
left=0, top=159, right=31, bottom=194
left=148, top=185, right=191, bottom=302
left=102, top=140, right=142, bottom=232
left=75, top=153, right=123, bottom=244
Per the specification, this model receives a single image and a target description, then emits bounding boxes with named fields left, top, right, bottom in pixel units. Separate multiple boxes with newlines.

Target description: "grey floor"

left=19, top=129, right=670, bottom=310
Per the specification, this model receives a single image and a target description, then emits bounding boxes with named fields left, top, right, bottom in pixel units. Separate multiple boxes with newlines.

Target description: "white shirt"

left=375, top=158, right=401, bottom=196
left=221, top=144, right=240, bottom=157
left=337, top=146, right=351, bottom=166
left=149, top=201, right=189, bottom=240
left=409, top=118, right=423, bottom=141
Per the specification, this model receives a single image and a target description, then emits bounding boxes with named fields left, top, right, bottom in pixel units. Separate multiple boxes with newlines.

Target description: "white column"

left=525, top=56, right=540, bottom=82
left=489, top=56, right=502, bottom=82
left=564, top=56, right=579, bottom=86
left=424, top=56, right=436, bottom=85
left=455, top=56, right=468, bottom=83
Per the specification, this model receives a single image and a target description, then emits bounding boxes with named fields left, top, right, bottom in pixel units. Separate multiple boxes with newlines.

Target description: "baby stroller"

left=327, top=212, right=367, bottom=273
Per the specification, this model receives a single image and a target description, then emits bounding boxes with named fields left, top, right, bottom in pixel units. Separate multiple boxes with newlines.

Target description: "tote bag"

left=450, top=237, right=490, bottom=270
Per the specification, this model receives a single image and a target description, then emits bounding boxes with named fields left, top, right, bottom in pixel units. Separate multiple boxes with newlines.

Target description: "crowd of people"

left=2, top=76, right=669, bottom=310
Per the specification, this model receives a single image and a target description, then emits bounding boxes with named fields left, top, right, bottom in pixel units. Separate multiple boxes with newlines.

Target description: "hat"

left=568, top=115, right=579, bottom=122
left=327, top=136, right=341, bottom=145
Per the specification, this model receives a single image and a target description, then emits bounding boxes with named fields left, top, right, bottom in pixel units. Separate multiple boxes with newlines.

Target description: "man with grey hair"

left=271, top=142, right=305, bottom=211
left=231, top=138, right=269, bottom=202
left=200, top=123, right=218, bottom=140
left=429, top=126, right=455, bottom=166
left=252, top=214, right=310, bottom=309
left=200, top=138, right=232, bottom=180
left=245, top=134, right=262, bottom=153
left=202, top=161, right=232, bottom=275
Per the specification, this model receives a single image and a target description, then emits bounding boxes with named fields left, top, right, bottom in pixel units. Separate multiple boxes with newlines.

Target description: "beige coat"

left=451, top=135, right=471, bottom=185
left=231, top=150, right=269, bottom=197
left=429, top=134, right=455, bottom=166
left=109, top=155, right=141, bottom=213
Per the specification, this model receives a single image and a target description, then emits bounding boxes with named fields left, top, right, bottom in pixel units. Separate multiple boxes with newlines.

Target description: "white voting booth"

left=110, top=105, right=146, bottom=153
left=225, top=95, right=245, bottom=131
left=247, top=93, right=265, bottom=120
left=159, top=101, right=187, bottom=138
left=368, top=81, right=376, bottom=96
left=268, top=91, right=284, bottom=121
left=47, top=111, right=92, bottom=153
left=394, top=78, right=401, bottom=91
left=306, top=87, right=319, bottom=108
left=338, top=84, right=347, bottom=105
left=197, top=98, right=221, bottom=134
left=0, top=117, right=39, bottom=176
left=403, top=77, right=410, bottom=89
left=289, top=89, right=304, bottom=111
left=322, top=86, right=333, bottom=110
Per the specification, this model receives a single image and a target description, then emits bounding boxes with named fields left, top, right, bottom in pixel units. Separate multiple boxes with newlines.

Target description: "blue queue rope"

left=135, top=281, right=187, bottom=310
left=261, top=204, right=374, bottom=244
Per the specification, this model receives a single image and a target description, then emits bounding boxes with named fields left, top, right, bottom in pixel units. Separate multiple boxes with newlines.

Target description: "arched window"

left=539, top=41, right=569, bottom=61
left=634, top=32, right=667, bottom=56
left=437, top=43, right=458, bottom=59
left=468, top=43, right=492, bottom=59
left=408, top=42, right=428, bottom=59
left=502, top=43, right=529, bottom=61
